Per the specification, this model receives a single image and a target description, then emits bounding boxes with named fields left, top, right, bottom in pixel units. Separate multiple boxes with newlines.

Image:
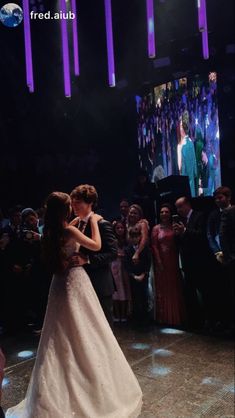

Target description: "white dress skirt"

left=6, top=239, right=142, bottom=418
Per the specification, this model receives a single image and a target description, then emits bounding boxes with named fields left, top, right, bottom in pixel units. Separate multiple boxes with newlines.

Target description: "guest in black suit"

left=124, top=225, right=151, bottom=323
left=70, top=185, right=118, bottom=328
left=207, top=187, right=232, bottom=259
left=220, top=205, right=235, bottom=331
left=207, top=187, right=232, bottom=327
left=220, top=205, right=235, bottom=265
left=173, top=196, right=212, bottom=328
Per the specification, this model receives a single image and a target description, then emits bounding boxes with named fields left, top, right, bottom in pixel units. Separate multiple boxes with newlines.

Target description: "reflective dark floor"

left=1, top=325, right=234, bottom=417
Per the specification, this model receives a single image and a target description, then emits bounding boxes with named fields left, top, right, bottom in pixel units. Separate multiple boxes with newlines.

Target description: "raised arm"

left=67, top=215, right=101, bottom=251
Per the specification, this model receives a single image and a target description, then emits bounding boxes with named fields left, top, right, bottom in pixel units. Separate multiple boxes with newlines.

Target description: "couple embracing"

left=6, top=185, right=142, bottom=418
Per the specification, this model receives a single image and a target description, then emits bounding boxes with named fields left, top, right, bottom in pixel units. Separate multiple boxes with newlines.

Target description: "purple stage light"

left=71, top=0, right=80, bottom=76
left=23, top=0, right=34, bottom=92
left=146, top=0, right=156, bottom=58
left=197, top=0, right=204, bottom=31
left=60, top=0, right=71, bottom=97
left=104, top=0, right=115, bottom=87
left=197, top=0, right=209, bottom=60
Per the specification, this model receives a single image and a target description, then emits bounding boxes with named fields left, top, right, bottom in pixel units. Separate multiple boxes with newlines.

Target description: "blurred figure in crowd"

left=118, top=199, right=130, bottom=226
left=0, top=347, right=5, bottom=418
left=132, top=170, right=157, bottom=228
left=127, top=204, right=149, bottom=265
left=207, top=187, right=232, bottom=329
left=111, top=221, right=130, bottom=323
left=0, top=208, right=9, bottom=232
left=124, top=225, right=151, bottom=324
left=220, top=205, right=235, bottom=333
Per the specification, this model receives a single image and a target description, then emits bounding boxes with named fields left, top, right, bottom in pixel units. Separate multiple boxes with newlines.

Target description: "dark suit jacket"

left=179, top=210, right=211, bottom=272
left=79, top=219, right=118, bottom=297
left=219, top=205, right=235, bottom=264
left=207, top=208, right=222, bottom=254
left=124, top=245, right=151, bottom=277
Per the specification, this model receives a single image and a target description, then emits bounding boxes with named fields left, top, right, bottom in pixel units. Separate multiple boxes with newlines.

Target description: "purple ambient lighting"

left=23, top=0, right=34, bottom=92
left=146, top=0, right=156, bottom=58
left=104, top=0, right=115, bottom=87
left=71, top=0, right=80, bottom=76
left=197, top=0, right=209, bottom=60
left=60, top=0, right=71, bottom=97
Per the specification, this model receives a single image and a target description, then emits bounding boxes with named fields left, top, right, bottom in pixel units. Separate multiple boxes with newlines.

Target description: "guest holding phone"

left=151, top=204, right=185, bottom=326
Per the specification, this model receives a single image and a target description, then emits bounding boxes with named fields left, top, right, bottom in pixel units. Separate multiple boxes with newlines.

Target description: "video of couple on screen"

left=136, top=72, right=221, bottom=197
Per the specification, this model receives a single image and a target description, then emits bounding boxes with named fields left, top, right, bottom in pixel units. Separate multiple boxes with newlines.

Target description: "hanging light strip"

left=60, top=0, right=71, bottom=97
left=146, top=0, right=156, bottom=58
left=197, top=0, right=209, bottom=59
left=104, top=0, right=115, bottom=87
left=71, top=0, right=80, bottom=76
left=22, top=0, right=34, bottom=92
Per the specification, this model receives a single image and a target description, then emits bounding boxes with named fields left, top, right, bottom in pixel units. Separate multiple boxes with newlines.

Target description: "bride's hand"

left=90, top=213, right=103, bottom=222
left=69, top=217, right=80, bottom=226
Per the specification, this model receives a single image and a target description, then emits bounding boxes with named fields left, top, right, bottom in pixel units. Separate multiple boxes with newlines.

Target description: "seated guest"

left=173, top=196, right=213, bottom=329
left=111, top=221, right=131, bottom=322
left=0, top=348, right=5, bottom=418
left=124, top=225, right=151, bottom=323
left=127, top=204, right=149, bottom=264
left=151, top=204, right=185, bottom=326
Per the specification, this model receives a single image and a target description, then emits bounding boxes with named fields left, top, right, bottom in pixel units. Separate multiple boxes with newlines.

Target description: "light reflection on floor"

left=1, top=326, right=234, bottom=417
left=152, top=348, right=173, bottom=357
left=160, top=328, right=185, bottom=335
left=17, top=351, right=34, bottom=359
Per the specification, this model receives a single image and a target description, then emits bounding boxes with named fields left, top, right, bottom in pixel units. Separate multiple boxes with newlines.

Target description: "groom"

left=70, top=184, right=118, bottom=328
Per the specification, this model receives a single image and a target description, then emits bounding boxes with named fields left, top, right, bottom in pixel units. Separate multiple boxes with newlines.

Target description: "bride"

left=6, top=192, right=142, bottom=418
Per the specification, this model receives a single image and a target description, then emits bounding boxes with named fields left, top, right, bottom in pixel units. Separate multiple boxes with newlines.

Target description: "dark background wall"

left=0, top=0, right=234, bottom=217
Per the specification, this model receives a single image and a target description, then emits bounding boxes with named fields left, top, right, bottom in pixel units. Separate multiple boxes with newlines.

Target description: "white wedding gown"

left=6, top=239, right=142, bottom=418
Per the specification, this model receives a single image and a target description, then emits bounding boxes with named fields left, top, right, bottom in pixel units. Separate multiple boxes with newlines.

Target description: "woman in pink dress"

left=151, top=204, right=185, bottom=326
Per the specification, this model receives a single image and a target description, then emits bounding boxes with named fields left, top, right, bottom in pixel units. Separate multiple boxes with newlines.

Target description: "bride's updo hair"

left=42, top=192, right=71, bottom=274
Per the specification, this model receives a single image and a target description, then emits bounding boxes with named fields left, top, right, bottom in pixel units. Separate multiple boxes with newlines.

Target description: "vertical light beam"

left=71, top=0, right=80, bottom=76
left=104, top=0, right=115, bottom=87
left=60, top=0, right=71, bottom=97
left=146, top=0, right=156, bottom=58
left=197, top=0, right=209, bottom=60
left=23, top=0, right=34, bottom=92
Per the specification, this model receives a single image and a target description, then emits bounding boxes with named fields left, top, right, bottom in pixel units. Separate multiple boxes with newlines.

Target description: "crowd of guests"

left=137, top=73, right=221, bottom=197
left=0, top=185, right=234, bottom=336
left=110, top=186, right=234, bottom=333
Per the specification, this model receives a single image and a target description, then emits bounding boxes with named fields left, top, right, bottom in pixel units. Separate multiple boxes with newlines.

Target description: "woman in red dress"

left=151, top=204, right=185, bottom=326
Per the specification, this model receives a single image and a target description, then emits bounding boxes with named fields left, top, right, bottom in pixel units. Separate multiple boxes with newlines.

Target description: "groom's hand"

left=70, top=253, right=89, bottom=267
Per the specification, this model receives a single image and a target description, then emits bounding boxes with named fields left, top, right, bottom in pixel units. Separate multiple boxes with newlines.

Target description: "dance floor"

left=1, top=325, right=234, bottom=417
